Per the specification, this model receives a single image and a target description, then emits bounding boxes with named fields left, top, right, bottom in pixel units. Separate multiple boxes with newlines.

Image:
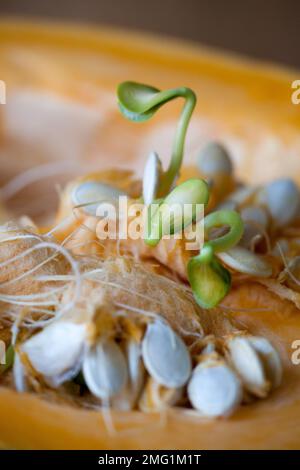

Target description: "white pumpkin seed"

left=22, top=322, right=86, bottom=385
left=187, top=360, right=242, bottom=417
left=197, top=142, right=233, bottom=175
left=72, top=181, right=127, bottom=215
left=13, top=352, right=26, bottom=392
left=264, top=179, right=300, bottom=227
left=111, top=339, right=145, bottom=410
left=227, top=336, right=270, bottom=397
left=143, top=151, right=162, bottom=205
left=83, top=339, right=128, bottom=400
left=217, top=246, right=272, bottom=277
left=240, top=206, right=268, bottom=229
left=142, top=321, right=191, bottom=388
left=247, top=336, right=282, bottom=389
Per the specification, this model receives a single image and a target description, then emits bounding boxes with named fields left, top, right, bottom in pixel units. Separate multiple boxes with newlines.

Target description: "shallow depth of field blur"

left=1, top=0, right=299, bottom=68
left=0, top=0, right=299, bottom=227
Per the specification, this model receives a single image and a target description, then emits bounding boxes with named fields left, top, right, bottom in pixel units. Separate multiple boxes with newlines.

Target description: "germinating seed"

left=143, top=151, right=162, bottom=205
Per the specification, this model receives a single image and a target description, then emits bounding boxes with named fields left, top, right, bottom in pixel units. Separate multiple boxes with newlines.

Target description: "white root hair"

left=277, top=241, right=300, bottom=289
left=0, top=237, right=82, bottom=335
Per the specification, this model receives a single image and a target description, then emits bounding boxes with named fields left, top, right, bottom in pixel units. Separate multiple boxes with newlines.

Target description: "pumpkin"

left=0, top=19, right=300, bottom=449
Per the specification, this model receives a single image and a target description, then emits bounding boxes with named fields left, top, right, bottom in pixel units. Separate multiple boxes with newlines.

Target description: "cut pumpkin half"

left=0, top=20, right=300, bottom=449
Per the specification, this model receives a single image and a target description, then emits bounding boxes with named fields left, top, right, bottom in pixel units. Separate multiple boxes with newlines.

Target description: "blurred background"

left=1, top=0, right=299, bottom=68
left=0, top=0, right=299, bottom=224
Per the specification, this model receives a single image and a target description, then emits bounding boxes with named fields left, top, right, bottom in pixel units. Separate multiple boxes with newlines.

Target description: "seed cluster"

left=0, top=81, right=295, bottom=422
left=20, top=313, right=281, bottom=418
left=55, top=133, right=300, bottom=314
left=15, top=255, right=282, bottom=418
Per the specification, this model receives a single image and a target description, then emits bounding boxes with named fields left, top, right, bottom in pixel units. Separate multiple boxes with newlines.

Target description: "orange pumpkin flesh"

left=0, top=284, right=300, bottom=450
left=0, top=20, right=300, bottom=449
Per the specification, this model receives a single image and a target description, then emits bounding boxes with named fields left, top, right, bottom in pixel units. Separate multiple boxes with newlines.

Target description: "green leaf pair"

left=188, top=247, right=231, bottom=309
left=117, top=80, right=244, bottom=309
left=144, top=178, right=209, bottom=246
left=187, top=210, right=244, bottom=308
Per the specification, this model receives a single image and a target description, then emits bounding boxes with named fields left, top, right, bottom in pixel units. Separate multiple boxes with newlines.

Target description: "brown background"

left=0, top=0, right=299, bottom=68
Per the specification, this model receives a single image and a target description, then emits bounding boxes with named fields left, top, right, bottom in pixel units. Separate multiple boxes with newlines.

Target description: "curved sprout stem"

left=158, top=87, right=196, bottom=195
left=187, top=210, right=243, bottom=308
left=203, top=210, right=244, bottom=254
left=118, top=82, right=196, bottom=196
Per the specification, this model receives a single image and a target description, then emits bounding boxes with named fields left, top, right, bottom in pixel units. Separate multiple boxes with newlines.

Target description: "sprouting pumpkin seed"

left=118, top=81, right=196, bottom=195
left=143, top=151, right=162, bottom=205
left=187, top=250, right=231, bottom=309
left=144, top=178, right=209, bottom=246
left=188, top=209, right=243, bottom=308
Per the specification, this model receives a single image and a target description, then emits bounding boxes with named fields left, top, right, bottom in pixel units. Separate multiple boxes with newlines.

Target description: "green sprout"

left=187, top=210, right=244, bottom=308
left=144, top=178, right=210, bottom=247
left=117, top=81, right=196, bottom=196
left=117, top=81, right=244, bottom=309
